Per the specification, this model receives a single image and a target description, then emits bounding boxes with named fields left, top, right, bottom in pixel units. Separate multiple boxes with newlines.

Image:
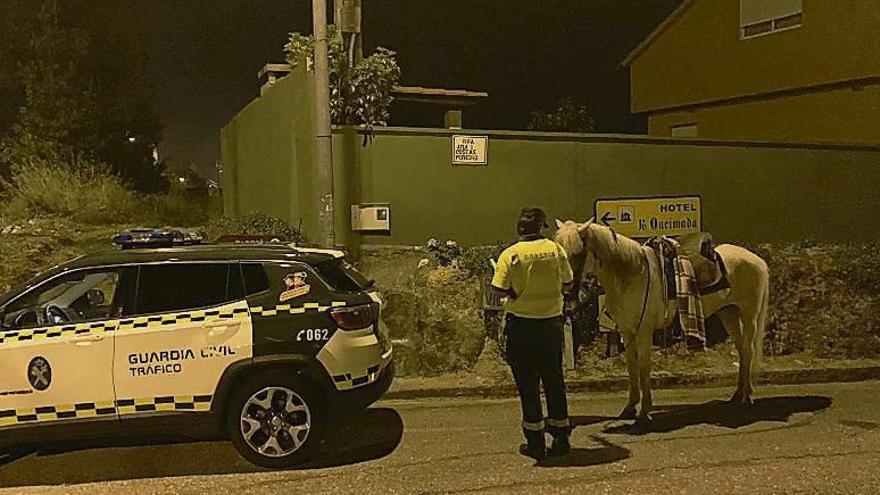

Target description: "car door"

left=0, top=267, right=132, bottom=431
left=112, top=262, right=253, bottom=419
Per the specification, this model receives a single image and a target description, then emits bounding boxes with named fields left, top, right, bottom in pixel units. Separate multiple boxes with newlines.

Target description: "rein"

left=634, top=249, right=651, bottom=334
left=572, top=235, right=651, bottom=335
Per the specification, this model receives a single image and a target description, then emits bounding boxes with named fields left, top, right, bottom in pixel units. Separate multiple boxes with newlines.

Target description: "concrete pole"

left=333, top=0, right=344, bottom=42
left=312, top=0, right=335, bottom=247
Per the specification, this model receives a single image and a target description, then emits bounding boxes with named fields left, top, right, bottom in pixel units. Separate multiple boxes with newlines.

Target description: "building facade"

left=623, top=0, right=880, bottom=144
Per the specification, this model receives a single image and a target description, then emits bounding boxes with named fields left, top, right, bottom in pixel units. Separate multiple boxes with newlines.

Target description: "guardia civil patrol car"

left=0, top=231, right=393, bottom=468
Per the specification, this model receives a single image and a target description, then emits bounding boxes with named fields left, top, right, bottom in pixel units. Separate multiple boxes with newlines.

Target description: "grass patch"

left=0, top=163, right=220, bottom=227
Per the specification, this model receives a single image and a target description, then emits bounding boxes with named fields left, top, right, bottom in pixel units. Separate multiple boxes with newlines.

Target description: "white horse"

left=555, top=219, right=769, bottom=420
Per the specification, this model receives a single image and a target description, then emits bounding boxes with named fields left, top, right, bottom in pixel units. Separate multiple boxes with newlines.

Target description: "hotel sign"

left=594, top=195, right=702, bottom=238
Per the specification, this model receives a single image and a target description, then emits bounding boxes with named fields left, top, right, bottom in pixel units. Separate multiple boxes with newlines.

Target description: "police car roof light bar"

left=112, top=229, right=204, bottom=250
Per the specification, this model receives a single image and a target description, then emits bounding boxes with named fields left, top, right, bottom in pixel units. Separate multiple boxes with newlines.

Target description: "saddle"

left=675, top=232, right=730, bottom=296
left=647, top=233, right=730, bottom=299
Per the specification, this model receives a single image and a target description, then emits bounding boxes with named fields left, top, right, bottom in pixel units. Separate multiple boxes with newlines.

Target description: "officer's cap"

left=517, top=207, right=549, bottom=235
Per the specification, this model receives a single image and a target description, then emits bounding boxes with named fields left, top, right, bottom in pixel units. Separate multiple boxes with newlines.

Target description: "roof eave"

left=620, top=0, right=697, bottom=68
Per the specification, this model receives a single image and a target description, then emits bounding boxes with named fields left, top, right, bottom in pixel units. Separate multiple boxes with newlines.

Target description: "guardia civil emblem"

left=27, top=356, right=52, bottom=391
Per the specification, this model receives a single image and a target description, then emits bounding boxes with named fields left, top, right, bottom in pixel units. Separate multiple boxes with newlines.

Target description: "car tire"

left=226, top=371, right=325, bottom=469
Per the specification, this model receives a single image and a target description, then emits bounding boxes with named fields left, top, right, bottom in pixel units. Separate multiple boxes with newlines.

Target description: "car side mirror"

left=87, top=289, right=106, bottom=306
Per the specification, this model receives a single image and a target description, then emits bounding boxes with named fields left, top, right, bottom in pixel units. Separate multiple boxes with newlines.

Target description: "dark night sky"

left=138, top=1, right=683, bottom=175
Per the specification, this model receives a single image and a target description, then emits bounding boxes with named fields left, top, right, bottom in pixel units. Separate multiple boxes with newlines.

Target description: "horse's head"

left=554, top=218, right=592, bottom=257
left=554, top=218, right=594, bottom=299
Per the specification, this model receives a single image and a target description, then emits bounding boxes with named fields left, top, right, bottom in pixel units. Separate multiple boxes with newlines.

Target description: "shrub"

left=412, top=239, right=880, bottom=366
left=204, top=212, right=309, bottom=244
left=0, top=219, right=121, bottom=294
left=828, top=243, right=880, bottom=295
left=2, top=161, right=138, bottom=224
left=138, top=192, right=221, bottom=227
left=425, top=238, right=511, bottom=278
left=400, top=265, right=485, bottom=374
left=0, top=161, right=221, bottom=227
left=285, top=25, right=401, bottom=138
left=747, top=243, right=880, bottom=358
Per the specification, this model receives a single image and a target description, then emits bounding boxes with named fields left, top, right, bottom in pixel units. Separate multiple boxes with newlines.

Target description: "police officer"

left=491, top=207, right=574, bottom=460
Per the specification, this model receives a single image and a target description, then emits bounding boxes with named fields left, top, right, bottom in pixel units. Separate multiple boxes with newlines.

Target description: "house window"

left=740, top=0, right=803, bottom=39
left=670, top=124, right=698, bottom=139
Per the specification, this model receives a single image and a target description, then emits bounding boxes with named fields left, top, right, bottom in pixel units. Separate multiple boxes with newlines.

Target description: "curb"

left=384, top=366, right=880, bottom=401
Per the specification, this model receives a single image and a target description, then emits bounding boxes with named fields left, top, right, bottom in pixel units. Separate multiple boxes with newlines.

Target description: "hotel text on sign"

left=594, top=196, right=702, bottom=238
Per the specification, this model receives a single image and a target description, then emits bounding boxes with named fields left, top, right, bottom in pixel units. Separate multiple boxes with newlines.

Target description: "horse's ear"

left=577, top=218, right=594, bottom=233
left=555, top=218, right=565, bottom=229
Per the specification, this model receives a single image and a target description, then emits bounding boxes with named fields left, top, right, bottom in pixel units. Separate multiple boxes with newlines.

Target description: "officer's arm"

left=492, top=285, right=517, bottom=300
left=490, top=251, right=517, bottom=300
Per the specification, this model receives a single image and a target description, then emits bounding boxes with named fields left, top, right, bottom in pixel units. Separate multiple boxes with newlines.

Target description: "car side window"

left=260, top=263, right=330, bottom=303
left=241, top=262, right=270, bottom=296
left=133, top=263, right=237, bottom=315
left=1, top=268, right=122, bottom=330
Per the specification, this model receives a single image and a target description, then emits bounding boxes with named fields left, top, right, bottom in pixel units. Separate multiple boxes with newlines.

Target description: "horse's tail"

left=752, top=267, right=770, bottom=380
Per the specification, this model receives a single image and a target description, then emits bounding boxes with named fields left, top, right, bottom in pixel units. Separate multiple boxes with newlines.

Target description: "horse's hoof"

left=619, top=407, right=637, bottom=420
left=729, top=392, right=744, bottom=404
left=635, top=412, right=653, bottom=424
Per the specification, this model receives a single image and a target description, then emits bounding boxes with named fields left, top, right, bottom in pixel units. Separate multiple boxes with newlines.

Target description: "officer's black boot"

left=548, top=434, right=571, bottom=457
left=519, top=430, right=547, bottom=461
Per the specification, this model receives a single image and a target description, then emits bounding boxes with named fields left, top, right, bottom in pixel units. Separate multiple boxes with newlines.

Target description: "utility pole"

left=312, top=0, right=335, bottom=248
left=334, top=0, right=362, bottom=63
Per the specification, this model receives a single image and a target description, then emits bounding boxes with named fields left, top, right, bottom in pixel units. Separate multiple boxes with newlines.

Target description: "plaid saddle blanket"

left=646, top=237, right=706, bottom=350
left=674, top=254, right=706, bottom=348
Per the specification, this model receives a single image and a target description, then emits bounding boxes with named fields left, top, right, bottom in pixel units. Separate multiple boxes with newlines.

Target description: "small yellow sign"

left=594, top=196, right=701, bottom=238
left=452, top=135, right=488, bottom=165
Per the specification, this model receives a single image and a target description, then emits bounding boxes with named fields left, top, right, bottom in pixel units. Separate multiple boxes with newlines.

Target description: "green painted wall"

left=222, top=74, right=880, bottom=247
left=343, top=129, right=880, bottom=245
left=221, top=68, right=318, bottom=234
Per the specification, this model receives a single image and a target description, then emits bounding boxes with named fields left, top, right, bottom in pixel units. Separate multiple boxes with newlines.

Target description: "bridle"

left=565, top=227, right=652, bottom=334
left=565, top=251, right=586, bottom=296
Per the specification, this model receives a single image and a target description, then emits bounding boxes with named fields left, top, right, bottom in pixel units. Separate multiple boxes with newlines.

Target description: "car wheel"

left=226, top=372, right=324, bottom=469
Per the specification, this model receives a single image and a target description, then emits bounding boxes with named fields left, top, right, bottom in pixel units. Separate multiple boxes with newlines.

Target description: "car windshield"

left=0, top=265, right=64, bottom=308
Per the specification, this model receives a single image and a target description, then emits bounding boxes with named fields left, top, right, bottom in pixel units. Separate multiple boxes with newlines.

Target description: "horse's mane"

left=586, top=223, right=644, bottom=271
left=555, top=221, right=585, bottom=258
left=555, top=220, right=644, bottom=275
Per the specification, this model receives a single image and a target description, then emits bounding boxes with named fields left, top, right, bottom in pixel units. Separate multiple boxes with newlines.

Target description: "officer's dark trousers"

left=505, top=314, right=571, bottom=442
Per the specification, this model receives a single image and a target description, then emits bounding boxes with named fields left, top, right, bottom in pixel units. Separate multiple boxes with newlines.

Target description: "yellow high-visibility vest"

left=491, top=239, right=573, bottom=319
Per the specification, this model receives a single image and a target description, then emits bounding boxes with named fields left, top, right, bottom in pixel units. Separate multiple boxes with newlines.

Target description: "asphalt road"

left=2, top=381, right=879, bottom=494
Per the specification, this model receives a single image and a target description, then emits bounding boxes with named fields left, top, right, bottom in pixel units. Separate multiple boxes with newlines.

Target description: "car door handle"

left=70, top=334, right=105, bottom=345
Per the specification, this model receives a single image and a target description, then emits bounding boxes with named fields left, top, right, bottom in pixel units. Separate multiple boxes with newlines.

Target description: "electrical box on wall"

left=351, top=203, right=391, bottom=232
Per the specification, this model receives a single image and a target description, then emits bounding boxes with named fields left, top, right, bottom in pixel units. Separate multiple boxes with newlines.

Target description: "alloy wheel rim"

left=240, top=386, right=311, bottom=458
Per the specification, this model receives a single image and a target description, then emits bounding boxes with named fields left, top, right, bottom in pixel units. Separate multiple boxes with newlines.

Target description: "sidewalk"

left=385, top=360, right=880, bottom=401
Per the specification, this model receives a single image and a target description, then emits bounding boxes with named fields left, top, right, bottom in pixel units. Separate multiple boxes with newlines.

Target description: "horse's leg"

left=717, top=306, right=747, bottom=403
left=738, top=310, right=761, bottom=404
left=636, top=328, right=653, bottom=420
left=620, top=331, right=639, bottom=419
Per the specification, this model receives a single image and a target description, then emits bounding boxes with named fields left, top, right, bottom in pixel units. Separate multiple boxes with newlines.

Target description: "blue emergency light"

left=112, top=229, right=204, bottom=250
